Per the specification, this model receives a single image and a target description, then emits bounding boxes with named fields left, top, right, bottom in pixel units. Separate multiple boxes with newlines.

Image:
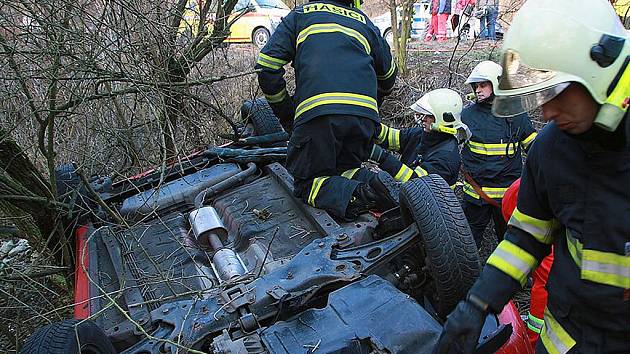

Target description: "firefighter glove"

left=433, top=295, right=488, bottom=354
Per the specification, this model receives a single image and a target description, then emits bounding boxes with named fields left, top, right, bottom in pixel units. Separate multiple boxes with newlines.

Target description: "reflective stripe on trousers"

left=341, top=168, right=359, bottom=179
left=308, top=177, right=329, bottom=206
left=540, top=307, right=576, bottom=354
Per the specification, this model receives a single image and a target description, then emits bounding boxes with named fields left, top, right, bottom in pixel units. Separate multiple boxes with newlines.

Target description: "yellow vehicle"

left=612, top=0, right=629, bottom=27
left=229, top=0, right=291, bottom=47
left=180, top=0, right=291, bottom=48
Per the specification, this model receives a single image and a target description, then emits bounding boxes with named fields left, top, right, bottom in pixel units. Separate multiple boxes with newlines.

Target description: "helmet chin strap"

left=595, top=56, right=630, bottom=132
left=430, top=123, right=457, bottom=135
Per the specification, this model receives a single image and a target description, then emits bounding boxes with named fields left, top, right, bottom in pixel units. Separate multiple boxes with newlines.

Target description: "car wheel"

left=383, top=28, right=394, bottom=45
left=20, top=319, right=116, bottom=354
left=240, top=98, right=284, bottom=136
left=399, top=175, right=481, bottom=320
left=252, top=27, right=270, bottom=48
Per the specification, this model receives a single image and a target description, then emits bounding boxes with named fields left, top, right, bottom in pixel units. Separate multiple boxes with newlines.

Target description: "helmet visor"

left=493, top=82, right=570, bottom=117
left=498, top=50, right=558, bottom=90
left=410, top=102, right=432, bottom=116
left=493, top=49, right=569, bottom=117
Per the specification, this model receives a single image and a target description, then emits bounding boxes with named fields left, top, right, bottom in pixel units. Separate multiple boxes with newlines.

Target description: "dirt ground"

left=0, top=38, right=541, bottom=353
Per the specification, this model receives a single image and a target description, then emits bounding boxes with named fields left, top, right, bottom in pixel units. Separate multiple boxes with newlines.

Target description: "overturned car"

left=21, top=99, right=530, bottom=354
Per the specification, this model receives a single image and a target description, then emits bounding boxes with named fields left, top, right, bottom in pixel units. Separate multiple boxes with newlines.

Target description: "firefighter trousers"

left=286, top=115, right=376, bottom=219
left=534, top=302, right=630, bottom=353
left=462, top=200, right=507, bottom=247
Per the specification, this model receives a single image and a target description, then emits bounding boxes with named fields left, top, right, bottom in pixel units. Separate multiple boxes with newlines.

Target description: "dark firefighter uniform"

left=255, top=0, right=397, bottom=219
left=371, top=124, right=461, bottom=186
left=469, top=117, right=630, bottom=353
left=460, top=101, right=536, bottom=245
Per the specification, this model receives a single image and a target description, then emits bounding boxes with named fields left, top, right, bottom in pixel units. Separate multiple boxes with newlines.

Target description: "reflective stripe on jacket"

left=255, top=1, right=396, bottom=127
left=461, top=102, right=536, bottom=203
left=375, top=124, right=461, bottom=186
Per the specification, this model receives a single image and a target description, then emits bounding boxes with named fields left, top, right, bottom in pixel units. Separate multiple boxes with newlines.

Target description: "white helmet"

left=410, top=88, right=471, bottom=141
left=492, top=0, right=630, bottom=131
left=465, top=61, right=503, bottom=95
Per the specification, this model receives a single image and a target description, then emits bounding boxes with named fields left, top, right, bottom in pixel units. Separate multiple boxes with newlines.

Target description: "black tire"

left=252, top=27, right=270, bottom=48
left=20, top=319, right=116, bottom=354
left=399, top=174, right=481, bottom=319
left=240, top=98, right=284, bottom=136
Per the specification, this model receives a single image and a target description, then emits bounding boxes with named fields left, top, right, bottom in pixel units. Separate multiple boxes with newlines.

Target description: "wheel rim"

left=254, top=30, right=269, bottom=47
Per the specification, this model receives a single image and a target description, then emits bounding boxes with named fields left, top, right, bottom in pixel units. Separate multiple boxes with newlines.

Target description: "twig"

left=76, top=169, right=129, bottom=227
left=256, top=227, right=279, bottom=278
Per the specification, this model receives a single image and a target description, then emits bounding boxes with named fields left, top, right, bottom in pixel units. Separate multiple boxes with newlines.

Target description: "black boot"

left=346, top=183, right=380, bottom=219
left=346, top=171, right=399, bottom=219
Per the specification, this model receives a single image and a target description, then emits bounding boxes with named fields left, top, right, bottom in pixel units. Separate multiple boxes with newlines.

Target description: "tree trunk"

left=389, top=0, right=415, bottom=77
left=0, top=128, right=70, bottom=271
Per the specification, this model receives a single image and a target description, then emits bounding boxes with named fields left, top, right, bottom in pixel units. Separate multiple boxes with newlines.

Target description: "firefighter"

left=435, top=0, right=630, bottom=353
left=370, top=88, right=469, bottom=186
left=461, top=60, right=537, bottom=247
left=255, top=0, right=398, bottom=219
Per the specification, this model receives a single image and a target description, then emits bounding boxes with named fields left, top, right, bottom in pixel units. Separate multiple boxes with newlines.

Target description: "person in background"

left=425, top=0, right=452, bottom=43
left=460, top=60, right=536, bottom=248
left=452, top=0, right=476, bottom=34
left=476, top=0, right=499, bottom=40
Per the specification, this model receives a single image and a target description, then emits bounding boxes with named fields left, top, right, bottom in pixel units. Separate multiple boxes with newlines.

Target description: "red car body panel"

left=497, top=301, right=535, bottom=354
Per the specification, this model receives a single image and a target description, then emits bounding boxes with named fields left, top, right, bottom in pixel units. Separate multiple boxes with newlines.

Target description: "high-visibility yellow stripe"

left=259, top=52, right=288, bottom=65
left=581, top=249, right=630, bottom=289
left=521, top=132, right=537, bottom=149
left=527, top=312, right=544, bottom=334
left=388, top=127, right=400, bottom=151
left=297, top=23, right=370, bottom=54
left=486, top=240, right=538, bottom=286
left=566, top=230, right=629, bottom=288
left=257, top=53, right=288, bottom=70
left=295, top=92, right=377, bottom=119
left=414, top=166, right=428, bottom=177
left=376, top=123, right=388, bottom=144
left=566, top=229, right=582, bottom=267
left=308, top=177, right=329, bottom=206
left=377, top=57, right=396, bottom=80
left=341, top=168, right=359, bottom=179
left=509, top=207, right=556, bottom=244
left=394, top=165, right=414, bottom=182
left=540, top=307, right=576, bottom=354
left=467, top=140, right=517, bottom=156
left=264, top=88, right=287, bottom=103
left=462, top=182, right=508, bottom=199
